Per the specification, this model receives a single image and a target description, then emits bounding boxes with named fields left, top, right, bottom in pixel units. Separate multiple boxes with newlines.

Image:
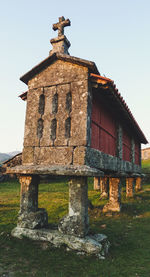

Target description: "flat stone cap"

left=7, top=165, right=104, bottom=177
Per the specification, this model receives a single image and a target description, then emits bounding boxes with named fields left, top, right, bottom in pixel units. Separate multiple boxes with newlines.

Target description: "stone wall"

left=142, top=148, right=150, bottom=160
left=23, top=60, right=91, bottom=166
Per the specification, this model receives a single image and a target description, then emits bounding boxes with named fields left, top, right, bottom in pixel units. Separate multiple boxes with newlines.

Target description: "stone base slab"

left=11, top=227, right=110, bottom=259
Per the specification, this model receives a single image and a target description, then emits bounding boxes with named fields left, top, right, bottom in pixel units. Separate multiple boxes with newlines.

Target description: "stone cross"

left=53, top=16, right=71, bottom=37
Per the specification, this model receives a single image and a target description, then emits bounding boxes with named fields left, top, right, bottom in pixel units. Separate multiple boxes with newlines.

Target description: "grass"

left=142, top=159, right=150, bottom=173
left=1, top=178, right=150, bottom=276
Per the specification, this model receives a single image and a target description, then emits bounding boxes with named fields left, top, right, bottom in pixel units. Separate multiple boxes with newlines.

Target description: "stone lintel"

left=11, top=227, right=110, bottom=259
left=7, top=165, right=104, bottom=177
left=86, top=148, right=141, bottom=175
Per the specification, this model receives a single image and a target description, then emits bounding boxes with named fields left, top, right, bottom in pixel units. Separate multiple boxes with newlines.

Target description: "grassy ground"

left=142, top=159, right=150, bottom=173
left=1, top=178, right=150, bottom=277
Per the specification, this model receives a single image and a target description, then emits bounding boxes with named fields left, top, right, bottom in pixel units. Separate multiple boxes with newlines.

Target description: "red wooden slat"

left=135, top=141, right=140, bottom=165
left=91, top=94, right=116, bottom=156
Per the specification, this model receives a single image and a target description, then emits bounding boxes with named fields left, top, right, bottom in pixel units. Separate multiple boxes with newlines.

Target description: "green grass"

left=142, top=159, right=150, bottom=173
left=1, top=178, right=150, bottom=276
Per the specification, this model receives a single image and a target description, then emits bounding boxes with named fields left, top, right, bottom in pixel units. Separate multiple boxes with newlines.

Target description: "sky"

left=0, top=0, right=150, bottom=153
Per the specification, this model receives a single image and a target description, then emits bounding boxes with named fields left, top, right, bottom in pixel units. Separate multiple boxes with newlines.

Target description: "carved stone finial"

left=53, top=16, right=71, bottom=37
left=50, top=16, right=71, bottom=56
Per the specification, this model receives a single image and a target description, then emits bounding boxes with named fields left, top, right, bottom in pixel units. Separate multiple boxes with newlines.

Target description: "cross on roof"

left=53, top=16, right=71, bottom=37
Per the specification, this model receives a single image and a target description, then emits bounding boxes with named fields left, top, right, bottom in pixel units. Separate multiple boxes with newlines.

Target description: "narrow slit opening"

left=50, top=118, right=57, bottom=141
left=38, top=94, right=45, bottom=115
left=65, top=117, right=71, bottom=138
left=37, top=118, right=44, bottom=139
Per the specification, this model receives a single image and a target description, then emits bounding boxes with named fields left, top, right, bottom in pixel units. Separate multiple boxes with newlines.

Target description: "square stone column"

left=100, top=177, right=108, bottom=199
left=126, top=177, right=134, bottom=197
left=93, top=177, right=100, bottom=190
left=103, top=178, right=121, bottom=212
left=18, top=175, right=48, bottom=229
left=58, top=176, right=89, bottom=237
left=135, top=177, right=142, bottom=192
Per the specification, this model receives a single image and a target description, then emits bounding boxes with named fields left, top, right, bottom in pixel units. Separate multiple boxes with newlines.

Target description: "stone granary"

left=7, top=16, right=147, bottom=257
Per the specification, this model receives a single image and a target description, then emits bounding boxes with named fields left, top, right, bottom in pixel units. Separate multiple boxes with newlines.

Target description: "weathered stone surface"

left=22, top=147, right=34, bottom=165
left=135, top=177, right=142, bottom=191
left=17, top=208, right=48, bottom=229
left=69, top=80, right=89, bottom=146
left=126, top=177, right=134, bottom=198
left=23, top=88, right=43, bottom=147
left=142, top=148, right=150, bottom=160
left=54, top=83, right=71, bottom=146
left=50, top=36, right=71, bottom=56
left=11, top=227, right=110, bottom=259
left=28, top=60, right=88, bottom=90
left=103, top=178, right=121, bottom=212
left=59, top=177, right=89, bottom=237
left=18, top=175, right=48, bottom=229
left=132, top=164, right=141, bottom=173
left=73, top=146, right=86, bottom=165
left=7, top=165, right=104, bottom=177
left=19, top=175, right=39, bottom=213
left=49, top=16, right=71, bottom=55
left=34, top=147, right=73, bottom=165
left=100, top=177, right=108, bottom=199
left=86, top=147, right=141, bottom=174
left=93, top=177, right=100, bottom=190
left=2, top=153, right=22, bottom=174
left=40, top=86, right=57, bottom=147
left=86, top=148, right=105, bottom=169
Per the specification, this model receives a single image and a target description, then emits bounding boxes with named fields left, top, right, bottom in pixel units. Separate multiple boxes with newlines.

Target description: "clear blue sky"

left=0, top=0, right=149, bottom=153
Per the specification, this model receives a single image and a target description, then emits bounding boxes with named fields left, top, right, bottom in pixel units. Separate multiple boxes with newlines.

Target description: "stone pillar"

left=100, top=177, right=108, bottom=199
left=103, top=178, right=121, bottom=212
left=131, top=139, right=135, bottom=164
left=116, top=125, right=123, bottom=159
left=59, top=176, right=89, bottom=237
left=135, top=177, right=142, bottom=192
left=18, top=175, right=48, bottom=229
left=126, top=177, right=134, bottom=197
left=94, top=177, right=100, bottom=190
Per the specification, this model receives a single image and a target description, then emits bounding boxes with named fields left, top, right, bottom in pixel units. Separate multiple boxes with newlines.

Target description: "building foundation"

left=93, top=177, right=100, bottom=190
left=17, top=175, right=48, bottom=229
left=135, top=177, right=142, bottom=191
left=126, top=177, right=134, bottom=198
left=103, top=178, right=121, bottom=212
left=100, top=177, right=108, bottom=199
left=58, top=176, right=89, bottom=237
